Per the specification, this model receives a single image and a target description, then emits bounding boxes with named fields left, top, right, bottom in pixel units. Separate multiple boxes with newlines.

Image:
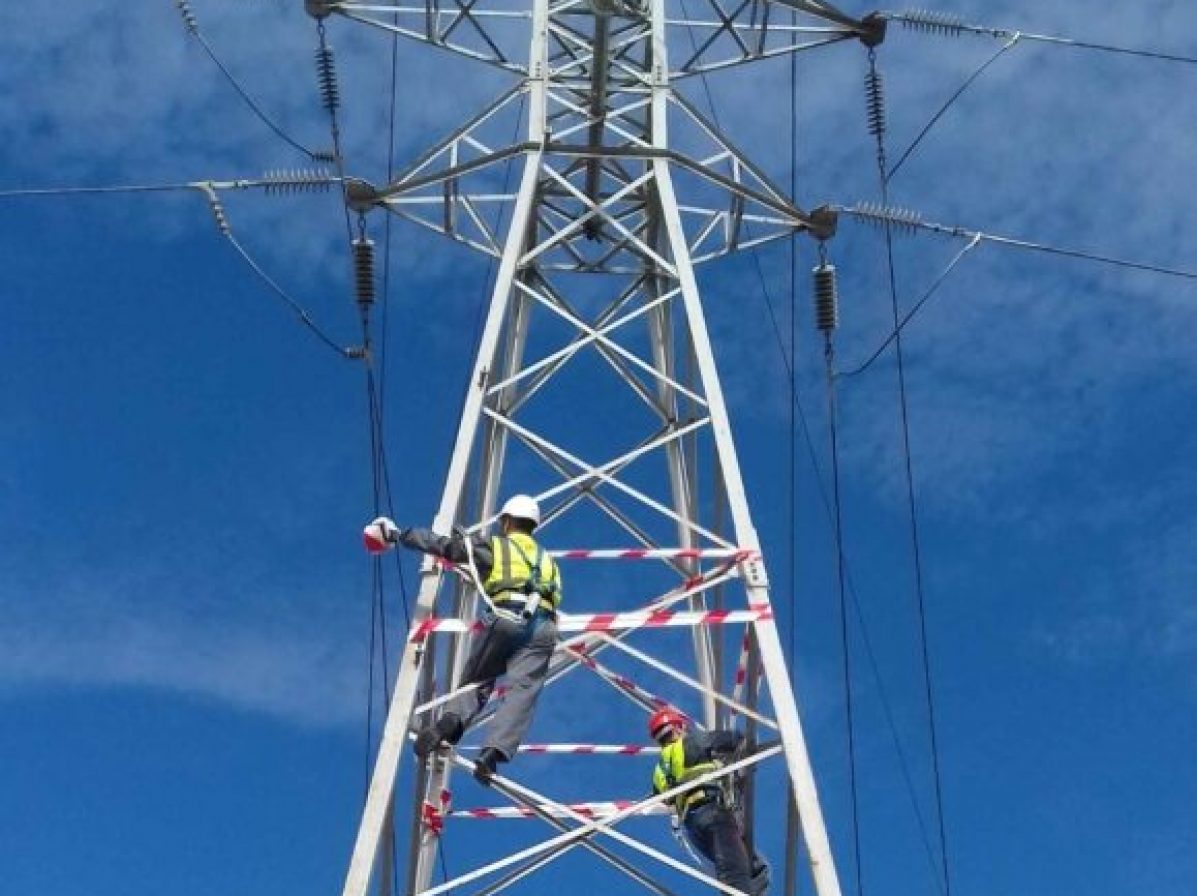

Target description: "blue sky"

left=2, top=1, right=1196, bottom=895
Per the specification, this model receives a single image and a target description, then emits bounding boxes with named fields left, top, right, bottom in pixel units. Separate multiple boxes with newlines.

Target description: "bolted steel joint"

left=305, top=0, right=336, bottom=20
left=857, top=13, right=888, bottom=48
left=344, top=178, right=381, bottom=214
left=806, top=205, right=838, bottom=242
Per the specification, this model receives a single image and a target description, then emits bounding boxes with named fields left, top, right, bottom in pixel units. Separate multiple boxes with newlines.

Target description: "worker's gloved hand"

left=363, top=516, right=402, bottom=553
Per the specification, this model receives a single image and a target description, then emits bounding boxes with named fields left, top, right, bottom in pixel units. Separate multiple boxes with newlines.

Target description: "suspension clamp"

left=806, top=205, right=838, bottom=242
left=857, top=13, right=888, bottom=48
left=304, top=0, right=336, bottom=20
left=345, top=177, right=380, bottom=214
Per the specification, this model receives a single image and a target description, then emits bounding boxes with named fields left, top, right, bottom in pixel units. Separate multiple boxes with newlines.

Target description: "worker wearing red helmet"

left=649, top=707, right=769, bottom=896
left=364, top=494, right=562, bottom=784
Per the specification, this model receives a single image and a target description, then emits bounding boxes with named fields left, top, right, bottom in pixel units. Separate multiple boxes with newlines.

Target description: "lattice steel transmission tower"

left=314, top=1, right=884, bottom=895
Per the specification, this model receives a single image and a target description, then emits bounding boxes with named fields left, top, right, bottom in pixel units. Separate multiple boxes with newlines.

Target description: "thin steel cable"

left=788, top=7, right=799, bottom=681
left=378, top=2, right=403, bottom=413
left=364, top=357, right=403, bottom=895
left=886, top=35, right=1020, bottom=183
left=978, top=231, right=1197, bottom=279
left=222, top=230, right=351, bottom=357
left=0, top=183, right=198, bottom=198
left=866, top=48, right=953, bottom=896
left=190, top=29, right=325, bottom=160
left=821, top=326, right=863, bottom=896
left=888, top=11, right=1197, bottom=66
left=842, top=205, right=1197, bottom=282
left=795, top=361, right=949, bottom=893
left=785, top=19, right=801, bottom=896
left=840, top=234, right=981, bottom=378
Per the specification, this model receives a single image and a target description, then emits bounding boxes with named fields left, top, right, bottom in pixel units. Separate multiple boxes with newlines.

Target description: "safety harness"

left=485, top=534, right=560, bottom=620
left=654, top=740, right=729, bottom=820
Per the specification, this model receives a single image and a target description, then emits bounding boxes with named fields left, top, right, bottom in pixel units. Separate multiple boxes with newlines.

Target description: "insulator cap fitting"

left=353, top=238, right=376, bottom=306
left=813, top=263, right=839, bottom=333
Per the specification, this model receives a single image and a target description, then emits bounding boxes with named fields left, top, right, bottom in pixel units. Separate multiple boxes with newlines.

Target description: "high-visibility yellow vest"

left=652, top=738, right=723, bottom=814
left=482, top=533, right=563, bottom=611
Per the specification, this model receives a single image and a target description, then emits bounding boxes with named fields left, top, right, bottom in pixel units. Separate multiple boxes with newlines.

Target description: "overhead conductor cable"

left=172, top=0, right=334, bottom=161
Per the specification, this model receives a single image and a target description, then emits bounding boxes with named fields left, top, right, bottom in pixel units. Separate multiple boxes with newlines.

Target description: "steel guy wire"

left=888, top=9, right=1197, bottom=66
left=820, top=323, right=863, bottom=896
left=844, top=203, right=1197, bottom=282
left=839, top=233, right=982, bottom=378
left=377, top=0, right=403, bottom=414
left=865, top=46, right=952, bottom=896
left=886, top=34, right=1021, bottom=184
left=173, top=0, right=334, bottom=162
left=220, top=218, right=353, bottom=358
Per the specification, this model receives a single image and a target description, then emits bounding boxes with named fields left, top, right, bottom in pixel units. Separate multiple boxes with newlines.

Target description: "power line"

left=844, top=203, right=1197, bottom=282
left=221, top=228, right=353, bottom=357
left=0, top=183, right=199, bottom=198
left=172, top=0, right=331, bottom=161
left=865, top=48, right=953, bottom=896
left=840, top=234, right=981, bottom=378
left=819, top=295, right=863, bottom=896
left=886, top=35, right=1020, bottom=183
left=888, top=9, right=1197, bottom=66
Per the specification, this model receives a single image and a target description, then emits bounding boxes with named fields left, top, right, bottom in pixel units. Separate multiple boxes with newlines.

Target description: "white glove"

left=362, top=516, right=401, bottom=553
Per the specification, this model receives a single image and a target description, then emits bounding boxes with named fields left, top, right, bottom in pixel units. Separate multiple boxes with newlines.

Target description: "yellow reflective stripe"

left=482, top=533, right=563, bottom=607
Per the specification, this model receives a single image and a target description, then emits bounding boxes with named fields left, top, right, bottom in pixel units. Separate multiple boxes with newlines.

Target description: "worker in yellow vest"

left=650, top=707, right=769, bottom=896
left=365, top=495, right=562, bottom=784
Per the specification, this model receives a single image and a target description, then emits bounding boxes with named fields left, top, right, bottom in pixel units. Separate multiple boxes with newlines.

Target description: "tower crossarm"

left=328, top=0, right=533, bottom=74
left=666, top=0, right=882, bottom=78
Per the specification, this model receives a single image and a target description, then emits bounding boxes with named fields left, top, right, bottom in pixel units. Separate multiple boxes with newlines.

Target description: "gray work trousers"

left=685, top=803, right=769, bottom=896
left=443, top=611, right=558, bottom=760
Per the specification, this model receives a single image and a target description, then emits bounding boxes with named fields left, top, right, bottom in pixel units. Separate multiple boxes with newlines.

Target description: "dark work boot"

left=413, top=713, right=463, bottom=759
left=473, top=747, right=504, bottom=785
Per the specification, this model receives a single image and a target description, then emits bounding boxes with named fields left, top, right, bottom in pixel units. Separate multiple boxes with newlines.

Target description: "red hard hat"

left=648, top=706, right=688, bottom=743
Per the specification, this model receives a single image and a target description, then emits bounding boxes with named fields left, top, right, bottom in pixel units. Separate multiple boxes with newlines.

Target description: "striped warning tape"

left=408, top=606, right=773, bottom=642
left=448, top=801, right=671, bottom=820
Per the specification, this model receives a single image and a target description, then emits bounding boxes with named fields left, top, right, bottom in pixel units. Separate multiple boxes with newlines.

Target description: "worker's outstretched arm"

left=364, top=517, right=493, bottom=570
left=396, top=527, right=492, bottom=567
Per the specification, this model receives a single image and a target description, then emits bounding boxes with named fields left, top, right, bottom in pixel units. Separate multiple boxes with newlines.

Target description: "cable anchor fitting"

left=857, top=12, right=887, bottom=47
left=195, top=183, right=230, bottom=236
left=305, top=0, right=336, bottom=21
left=345, top=178, right=381, bottom=214
left=806, top=205, right=838, bottom=242
left=174, top=0, right=199, bottom=34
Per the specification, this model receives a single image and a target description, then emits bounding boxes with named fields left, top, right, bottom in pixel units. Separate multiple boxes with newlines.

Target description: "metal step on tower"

left=314, top=1, right=884, bottom=895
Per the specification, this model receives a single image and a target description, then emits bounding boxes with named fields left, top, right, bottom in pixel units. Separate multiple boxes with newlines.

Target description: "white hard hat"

left=498, top=494, right=541, bottom=527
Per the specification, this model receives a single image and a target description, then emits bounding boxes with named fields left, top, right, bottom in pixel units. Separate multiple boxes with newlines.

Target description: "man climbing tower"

left=364, top=495, right=562, bottom=785
left=649, top=706, right=770, bottom=896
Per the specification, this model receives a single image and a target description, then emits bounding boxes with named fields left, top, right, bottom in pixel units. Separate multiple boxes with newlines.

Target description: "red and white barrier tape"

left=550, top=548, right=759, bottom=562
left=421, top=788, right=453, bottom=836
left=408, top=607, right=773, bottom=642
left=449, top=801, right=671, bottom=820
left=464, top=743, right=660, bottom=755
left=566, top=644, right=674, bottom=712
